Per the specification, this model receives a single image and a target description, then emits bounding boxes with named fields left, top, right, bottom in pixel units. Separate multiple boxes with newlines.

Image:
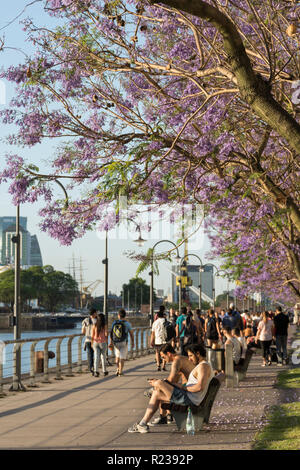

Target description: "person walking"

left=274, top=306, right=290, bottom=366
left=151, top=310, right=167, bottom=371
left=81, top=308, right=97, bottom=374
left=255, top=311, right=274, bottom=366
left=91, top=313, right=109, bottom=377
left=180, top=311, right=199, bottom=349
left=109, top=309, right=134, bottom=376
left=205, top=309, right=222, bottom=347
left=222, top=303, right=243, bottom=331
left=192, top=310, right=204, bottom=343
left=252, top=312, right=261, bottom=336
left=176, top=307, right=187, bottom=356
left=169, top=308, right=178, bottom=348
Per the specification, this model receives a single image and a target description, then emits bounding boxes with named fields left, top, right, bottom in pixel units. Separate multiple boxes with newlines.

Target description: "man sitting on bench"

left=128, top=344, right=214, bottom=434
left=147, top=343, right=195, bottom=425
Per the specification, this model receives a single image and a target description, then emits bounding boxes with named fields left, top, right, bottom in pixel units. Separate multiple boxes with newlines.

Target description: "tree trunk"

left=155, top=0, right=300, bottom=152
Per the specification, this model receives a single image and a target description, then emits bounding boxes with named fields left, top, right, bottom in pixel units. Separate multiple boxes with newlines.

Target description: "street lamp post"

left=179, top=254, right=203, bottom=311
left=203, top=263, right=219, bottom=310
left=9, top=177, right=68, bottom=392
left=178, top=278, right=182, bottom=314
left=140, top=240, right=180, bottom=325
left=215, top=270, right=231, bottom=311
left=102, top=230, right=108, bottom=327
left=10, top=204, right=25, bottom=392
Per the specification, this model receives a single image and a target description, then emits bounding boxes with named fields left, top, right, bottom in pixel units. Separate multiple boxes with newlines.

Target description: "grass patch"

left=253, top=367, right=300, bottom=450
left=277, top=368, right=300, bottom=389
left=253, top=402, right=300, bottom=450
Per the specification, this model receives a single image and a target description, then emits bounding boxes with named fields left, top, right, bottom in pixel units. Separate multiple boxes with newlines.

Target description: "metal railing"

left=0, top=327, right=153, bottom=395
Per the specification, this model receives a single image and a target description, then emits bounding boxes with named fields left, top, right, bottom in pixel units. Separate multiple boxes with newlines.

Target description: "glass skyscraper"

left=0, top=216, right=43, bottom=267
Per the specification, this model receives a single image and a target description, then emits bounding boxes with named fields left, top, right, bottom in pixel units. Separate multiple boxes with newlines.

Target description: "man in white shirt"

left=222, top=326, right=242, bottom=365
left=232, top=327, right=247, bottom=360
left=150, top=310, right=167, bottom=371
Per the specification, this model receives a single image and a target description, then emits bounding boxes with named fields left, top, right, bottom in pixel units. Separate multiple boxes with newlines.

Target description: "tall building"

left=30, top=235, right=43, bottom=266
left=171, top=264, right=213, bottom=304
left=0, top=216, right=43, bottom=267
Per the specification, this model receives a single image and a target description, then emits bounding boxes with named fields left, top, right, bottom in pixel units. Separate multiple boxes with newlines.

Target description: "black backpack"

left=183, top=316, right=197, bottom=345
left=206, top=317, right=218, bottom=338
left=111, top=320, right=127, bottom=343
left=164, top=320, right=176, bottom=342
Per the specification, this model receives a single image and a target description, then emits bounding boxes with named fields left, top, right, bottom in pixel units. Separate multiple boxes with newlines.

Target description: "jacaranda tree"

left=1, top=0, right=300, bottom=303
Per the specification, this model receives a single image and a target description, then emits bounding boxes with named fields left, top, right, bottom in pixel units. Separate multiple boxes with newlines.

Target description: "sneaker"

left=144, top=387, right=153, bottom=398
left=149, top=416, right=167, bottom=426
left=118, top=371, right=124, bottom=376
left=277, top=362, right=283, bottom=367
left=104, top=371, right=109, bottom=376
left=128, top=422, right=149, bottom=433
left=94, top=372, right=100, bottom=377
left=261, top=363, right=266, bottom=367
left=157, top=366, right=161, bottom=372
left=167, top=414, right=174, bottom=425
left=162, top=366, right=166, bottom=371
left=267, top=361, right=272, bottom=366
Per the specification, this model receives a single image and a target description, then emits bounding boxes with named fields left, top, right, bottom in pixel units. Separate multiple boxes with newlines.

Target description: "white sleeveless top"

left=186, top=360, right=214, bottom=406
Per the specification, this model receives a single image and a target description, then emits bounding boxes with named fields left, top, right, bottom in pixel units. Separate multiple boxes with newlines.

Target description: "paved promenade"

left=0, top=326, right=298, bottom=450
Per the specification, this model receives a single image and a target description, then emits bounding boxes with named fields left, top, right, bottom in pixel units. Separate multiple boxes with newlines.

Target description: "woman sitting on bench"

left=128, top=344, right=214, bottom=434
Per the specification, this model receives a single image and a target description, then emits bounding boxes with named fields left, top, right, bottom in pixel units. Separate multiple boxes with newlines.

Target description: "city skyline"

left=0, top=215, right=43, bottom=267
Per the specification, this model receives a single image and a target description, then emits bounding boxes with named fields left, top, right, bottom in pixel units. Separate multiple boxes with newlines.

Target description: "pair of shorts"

left=114, top=341, right=128, bottom=360
left=170, top=386, right=194, bottom=406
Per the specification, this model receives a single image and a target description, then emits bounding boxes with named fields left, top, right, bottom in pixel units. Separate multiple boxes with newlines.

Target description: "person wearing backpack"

left=205, top=309, right=222, bottom=347
left=180, top=311, right=199, bottom=348
left=109, top=309, right=134, bottom=376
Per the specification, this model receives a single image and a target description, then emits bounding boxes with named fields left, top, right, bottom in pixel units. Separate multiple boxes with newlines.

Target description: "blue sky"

left=0, top=1, right=228, bottom=300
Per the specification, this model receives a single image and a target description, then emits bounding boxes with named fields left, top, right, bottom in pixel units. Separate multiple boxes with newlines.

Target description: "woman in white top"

left=255, top=311, right=275, bottom=366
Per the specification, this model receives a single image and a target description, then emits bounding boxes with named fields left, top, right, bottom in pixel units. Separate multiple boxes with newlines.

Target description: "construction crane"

left=81, top=280, right=103, bottom=309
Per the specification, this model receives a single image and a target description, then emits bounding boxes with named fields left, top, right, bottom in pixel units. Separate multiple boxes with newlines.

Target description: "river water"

left=0, top=322, right=88, bottom=378
left=0, top=322, right=147, bottom=379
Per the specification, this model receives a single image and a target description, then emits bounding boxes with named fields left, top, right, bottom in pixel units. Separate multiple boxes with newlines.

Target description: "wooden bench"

left=161, top=373, right=224, bottom=432
left=234, top=348, right=254, bottom=384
